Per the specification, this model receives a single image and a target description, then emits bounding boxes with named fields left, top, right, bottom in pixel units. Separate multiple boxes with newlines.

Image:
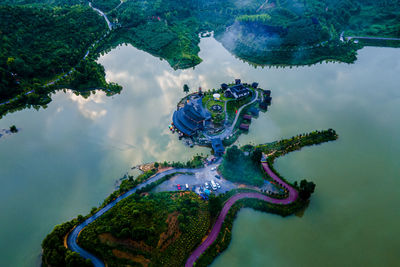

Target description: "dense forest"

left=0, top=4, right=109, bottom=109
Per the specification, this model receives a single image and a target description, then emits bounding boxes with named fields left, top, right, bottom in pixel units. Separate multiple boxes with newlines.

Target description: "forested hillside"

left=215, top=0, right=400, bottom=65
left=0, top=3, right=119, bottom=118
left=0, top=5, right=107, bottom=97
left=0, top=0, right=399, bottom=118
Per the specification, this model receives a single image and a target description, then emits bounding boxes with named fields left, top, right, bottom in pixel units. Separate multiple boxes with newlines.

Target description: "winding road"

left=345, top=36, right=400, bottom=42
left=66, top=158, right=298, bottom=267
left=89, top=2, right=114, bottom=30
left=66, top=166, right=211, bottom=267
left=185, top=162, right=298, bottom=266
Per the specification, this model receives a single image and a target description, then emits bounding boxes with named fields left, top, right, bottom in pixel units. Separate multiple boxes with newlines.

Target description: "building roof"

left=239, top=123, right=249, bottom=130
left=243, top=114, right=252, bottom=120
left=227, top=84, right=251, bottom=99
left=263, top=89, right=271, bottom=97
left=173, top=111, right=196, bottom=136
left=172, top=97, right=211, bottom=136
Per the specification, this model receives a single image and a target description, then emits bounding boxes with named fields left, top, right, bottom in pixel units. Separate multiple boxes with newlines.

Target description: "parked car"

left=177, top=184, right=181, bottom=190
left=211, top=180, right=217, bottom=191
left=185, top=184, right=189, bottom=190
left=205, top=182, right=210, bottom=189
left=211, top=167, right=216, bottom=171
left=215, top=182, right=221, bottom=189
left=215, top=175, right=221, bottom=179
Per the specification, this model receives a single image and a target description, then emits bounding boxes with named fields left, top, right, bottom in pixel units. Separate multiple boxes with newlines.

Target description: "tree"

left=251, top=148, right=262, bottom=163
left=299, top=179, right=316, bottom=200
left=65, top=251, right=92, bottom=267
left=183, top=84, right=190, bottom=94
left=6, top=57, right=15, bottom=67
left=9, top=125, right=18, bottom=133
left=225, top=145, right=241, bottom=162
left=208, top=194, right=222, bottom=218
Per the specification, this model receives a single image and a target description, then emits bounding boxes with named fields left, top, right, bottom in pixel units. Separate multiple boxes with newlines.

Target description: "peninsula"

left=42, top=129, right=338, bottom=266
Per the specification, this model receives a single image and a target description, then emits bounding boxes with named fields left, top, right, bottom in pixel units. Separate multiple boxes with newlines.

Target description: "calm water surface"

left=0, top=38, right=399, bottom=266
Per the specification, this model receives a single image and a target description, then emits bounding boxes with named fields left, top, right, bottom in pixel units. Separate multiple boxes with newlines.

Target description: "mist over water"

left=0, top=38, right=399, bottom=266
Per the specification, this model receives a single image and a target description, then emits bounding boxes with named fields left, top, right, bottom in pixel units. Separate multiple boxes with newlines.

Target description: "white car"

left=211, top=180, right=217, bottom=191
left=211, top=167, right=216, bottom=171
left=185, top=184, right=189, bottom=190
left=215, top=182, right=221, bottom=189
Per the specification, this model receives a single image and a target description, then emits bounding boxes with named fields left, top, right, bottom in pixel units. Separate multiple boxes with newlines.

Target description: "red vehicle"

left=177, top=184, right=182, bottom=190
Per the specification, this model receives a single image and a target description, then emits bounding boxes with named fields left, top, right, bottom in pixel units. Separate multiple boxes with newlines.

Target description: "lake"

left=0, top=38, right=399, bottom=266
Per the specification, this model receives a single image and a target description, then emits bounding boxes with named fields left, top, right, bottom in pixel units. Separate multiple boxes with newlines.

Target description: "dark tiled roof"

left=228, top=84, right=251, bottom=99
left=172, top=97, right=211, bottom=136
left=243, top=114, right=252, bottom=120
left=240, top=123, right=249, bottom=130
left=173, top=111, right=195, bottom=136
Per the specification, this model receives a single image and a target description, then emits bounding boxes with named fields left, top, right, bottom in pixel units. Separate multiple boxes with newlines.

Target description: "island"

left=42, top=129, right=338, bottom=267
left=170, top=80, right=271, bottom=154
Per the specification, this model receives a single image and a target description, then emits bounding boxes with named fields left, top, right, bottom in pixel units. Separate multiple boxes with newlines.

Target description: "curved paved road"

left=89, top=2, right=113, bottom=30
left=346, top=36, right=400, bottom=41
left=67, top=160, right=297, bottom=267
left=67, top=167, right=200, bottom=267
left=185, top=162, right=298, bottom=267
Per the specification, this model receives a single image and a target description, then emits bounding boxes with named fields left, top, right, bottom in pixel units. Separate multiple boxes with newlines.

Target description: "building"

left=224, top=84, right=251, bottom=99
left=243, top=114, right=252, bottom=121
left=260, top=101, right=269, bottom=110
left=249, top=107, right=259, bottom=117
left=260, top=89, right=272, bottom=110
left=239, top=123, right=250, bottom=131
left=172, top=97, right=211, bottom=136
left=221, top=83, right=228, bottom=90
left=211, top=138, right=225, bottom=157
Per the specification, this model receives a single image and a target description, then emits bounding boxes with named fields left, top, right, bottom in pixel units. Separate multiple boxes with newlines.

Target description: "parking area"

left=152, top=166, right=237, bottom=195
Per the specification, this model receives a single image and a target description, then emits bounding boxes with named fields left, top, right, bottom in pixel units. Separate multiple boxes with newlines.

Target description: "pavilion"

left=172, top=97, right=211, bottom=136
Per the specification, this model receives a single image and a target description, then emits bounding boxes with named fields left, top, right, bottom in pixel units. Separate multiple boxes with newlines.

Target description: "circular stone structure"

left=211, top=104, right=223, bottom=112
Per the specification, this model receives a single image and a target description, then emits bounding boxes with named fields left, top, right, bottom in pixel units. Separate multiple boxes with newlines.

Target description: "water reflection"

left=0, top=38, right=399, bottom=267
